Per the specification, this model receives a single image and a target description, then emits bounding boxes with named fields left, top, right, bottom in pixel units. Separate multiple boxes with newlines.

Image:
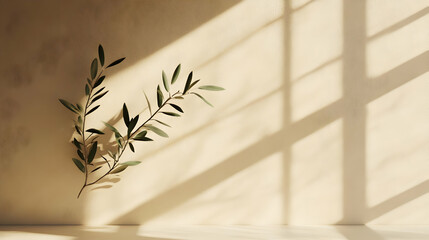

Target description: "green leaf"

left=123, top=103, right=130, bottom=127
left=86, top=128, right=104, bottom=135
left=73, top=138, right=81, bottom=150
left=128, top=115, right=139, bottom=137
left=90, top=90, right=108, bottom=105
left=171, top=64, right=181, bottom=84
left=77, top=149, right=85, bottom=161
left=86, top=105, right=100, bottom=115
left=191, top=92, right=213, bottom=107
left=174, top=96, right=184, bottom=100
left=135, top=130, right=147, bottom=138
left=157, top=85, right=163, bottom=108
left=90, top=58, right=98, bottom=80
left=75, top=125, right=82, bottom=135
left=183, top=71, right=193, bottom=93
left=143, top=91, right=152, bottom=115
left=189, top=79, right=200, bottom=90
left=59, top=99, right=78, bottom=114
left=129, top=142, right=135, bottom=152
left=198, top=85, right=225, bottom=91
left=133, top=131, right=152, bottom=141
left=145, top=125, right=168, bottom=138
left=161, top=111, right=180, bottom=117
left=76, top=104, right=82, bottom=112
left=85, top=84, right=90, bottom=96
left=153, top=119, right=171, bottom=128
left=162, top=70, right=169, bottom=92
left=93, top=75, right=105, bottom=88
left=107, top=57, right=125, bottom=68
left=133, top=135, right=153, bottom=141
left=91, top=166, right=102, bottom=173
left=110, top=165, right=127, bottom=174
left=87, top=78, right=92, bottom=87
left=72, top=158, right=85, bottom=173
left=87, top=141, right=97, bottom=164
left=98, top=44, right=105, bottom=66
left=120, top=161, right=141, bottom=166
left=93, top=87, right=105, bottom=96
left=115, top=132, right=123, bottom=148
left=169, top=103, right=183, bottom=113
left=77, top=115, right=82, bottom=125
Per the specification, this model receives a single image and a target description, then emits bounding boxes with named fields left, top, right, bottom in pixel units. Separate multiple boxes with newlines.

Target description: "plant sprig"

left=59, top=45, right=224, bottom=198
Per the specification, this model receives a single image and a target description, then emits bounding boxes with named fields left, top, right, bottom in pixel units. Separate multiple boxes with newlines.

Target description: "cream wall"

left=0, top=0, right=428, bottom=225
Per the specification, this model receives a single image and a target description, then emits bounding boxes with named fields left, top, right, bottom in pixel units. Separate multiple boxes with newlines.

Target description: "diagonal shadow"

left=365, top=179, right=429, bottom=222
left=368, top=7, right=429, bottom=41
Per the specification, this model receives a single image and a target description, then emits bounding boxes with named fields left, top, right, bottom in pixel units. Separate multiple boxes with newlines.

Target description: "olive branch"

left=59, top=45, right=224, bottom=198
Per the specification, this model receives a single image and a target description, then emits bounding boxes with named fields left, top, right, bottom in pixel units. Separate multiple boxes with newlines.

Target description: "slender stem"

left=77, top=69, right=104, bottom=198
left=86, top=91, right=181, bottom=186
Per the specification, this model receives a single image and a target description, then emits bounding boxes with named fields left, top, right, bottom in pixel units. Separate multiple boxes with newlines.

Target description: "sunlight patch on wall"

left=290, top=118, right=343, bottom=224
left=366, top=1, right=429, bottom=78
left=366, top=73, right=429, bottom=219
left=290, top=0, right=342, bottom=80
left=290, top=59, right=342, bottom=122
left=152, top=152, right=283, bottom=225
left=290, top=0, right=343, bottom=122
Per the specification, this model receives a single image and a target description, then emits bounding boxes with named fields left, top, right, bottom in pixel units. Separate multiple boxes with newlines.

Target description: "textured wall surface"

left=0, top=0, right=428, bottom=225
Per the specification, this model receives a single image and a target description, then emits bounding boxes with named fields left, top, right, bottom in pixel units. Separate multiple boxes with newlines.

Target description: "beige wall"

left=0, top=0, right=428, bottom=225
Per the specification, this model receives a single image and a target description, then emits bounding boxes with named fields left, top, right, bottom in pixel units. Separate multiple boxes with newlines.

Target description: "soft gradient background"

left=0, top=0, right=428, bottom=225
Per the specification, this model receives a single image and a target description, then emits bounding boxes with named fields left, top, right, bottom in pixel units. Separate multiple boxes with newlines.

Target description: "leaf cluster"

left=59, top=45, right=224, bottom=198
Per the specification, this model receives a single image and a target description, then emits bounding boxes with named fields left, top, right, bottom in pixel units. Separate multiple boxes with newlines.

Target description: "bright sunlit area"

left=0, top=0, right=429, bottom=239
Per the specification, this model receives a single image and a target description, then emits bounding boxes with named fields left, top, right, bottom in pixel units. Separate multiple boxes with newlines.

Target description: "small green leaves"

left=143, top=91, right=152, bottom=115
left=91, top=166, right=102, bottom=173
left=162, top=70, right=169, bottom=92
left=77, top=149, right=85, bottom=161
left=93, top=87, right=105, bottom=96
left=134, top=131, right=152, bottom=141
left=183, top=71, right=193, bottom=93
left=93, top=76, right=105, bottom=88
left=146, top=125, right=168, bottom=138
left=86, top=105, right=100, bottom=115
left=171, top=64, right=181, bottom=84
left=59, top=99, right=78, bottom=114
left=75, top=125, right=82, bottom=135
left=129, top=142, right=135, bottom=152
left=87, top=141, right=98, bottom=164
left=189, top=79, right=200, bottom=90
left=157, top=85, right=163, bottom=107
left=169, top=103, right=183, bottom=113
left=120, top=161, right=141, bottom=166
left=73, top=138, right=81, bottom=149
left=127, top=115, right=139, bottom=137
left=107, top=57, right=125, bottom=68
left=191, top=92, right=213, bottom=107
left=123, top=103, right=130, bottom=127
left=72, top=158, right=85, bottom=173
left=98, top=45, right=105, bottom=66
left=110, top=165, right=127, bottom=174
left=86, top=128, right=104, bottom=135
left=198, top=85, right=225, bottom=91
left=162, top=111, right=180, bottom=117
left=85, top=84, right=90, bottom=96
left=91, top=58, right=98, bottom=80
left=153, top=119, right=171, bottom=128
left=90, top=90, right=108, bottom=105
